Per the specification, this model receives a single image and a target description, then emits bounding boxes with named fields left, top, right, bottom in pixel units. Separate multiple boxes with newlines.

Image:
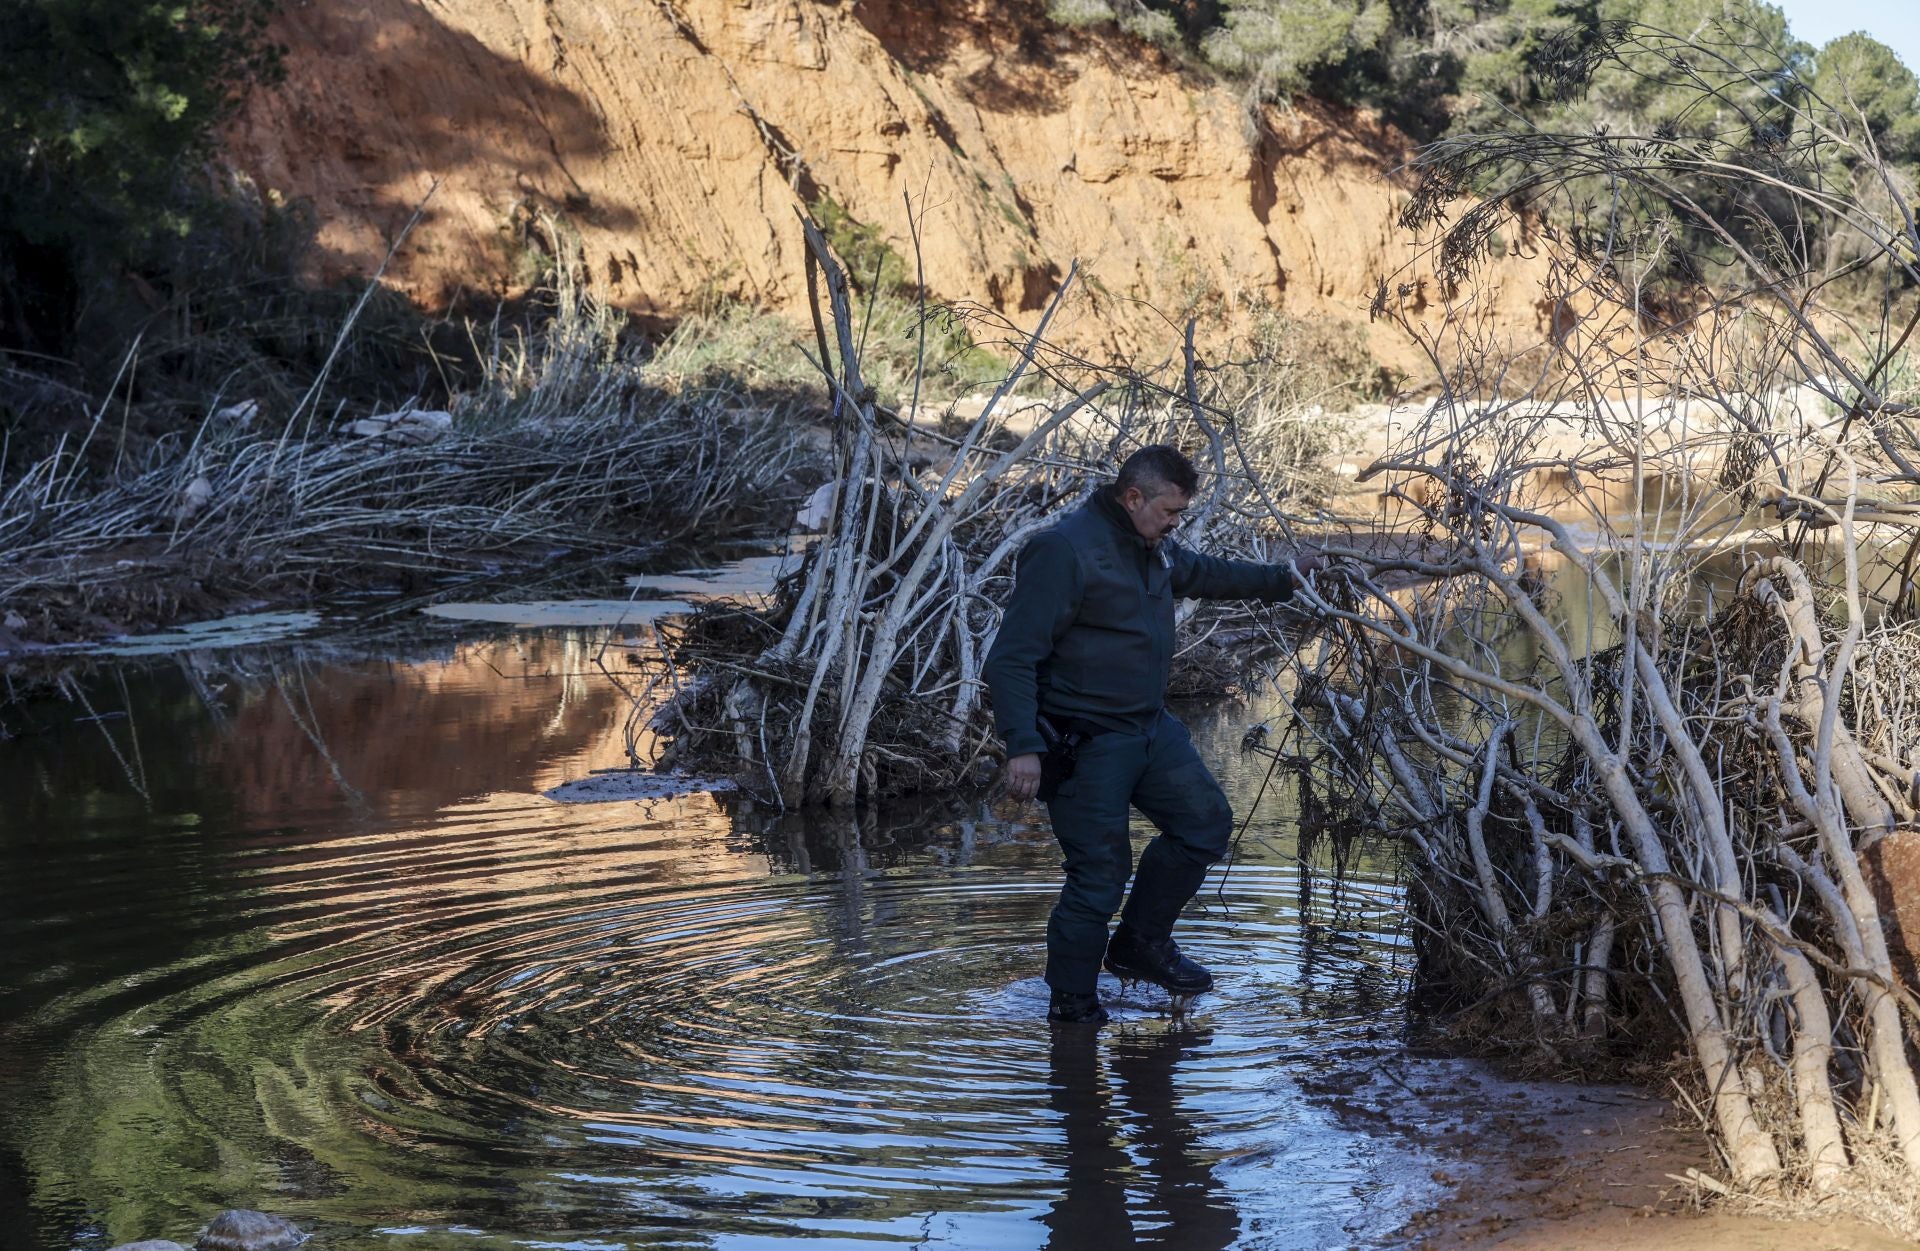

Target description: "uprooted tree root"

left=1291, top=533, right=1920, bottom=1225
left=1254, top=25, right=1920, bottom=1228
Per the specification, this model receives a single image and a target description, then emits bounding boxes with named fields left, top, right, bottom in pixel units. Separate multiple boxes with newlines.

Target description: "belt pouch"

left=1036, top=714, right=1082, bottom=803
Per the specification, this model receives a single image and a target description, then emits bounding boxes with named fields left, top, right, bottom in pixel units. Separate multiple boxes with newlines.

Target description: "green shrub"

left=809, top=195, right=910, bottom=297
left=1201, top=0, right=1393, bottom=102
left=644, top=295, right=1012, bottom=408
left=1040, top=0, right=1920, bottom=163
left=0, top=0, right=283, bottom=357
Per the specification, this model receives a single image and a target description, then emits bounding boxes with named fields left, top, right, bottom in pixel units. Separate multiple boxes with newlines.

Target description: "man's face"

left=1120, top=484, right=1191, bottom=547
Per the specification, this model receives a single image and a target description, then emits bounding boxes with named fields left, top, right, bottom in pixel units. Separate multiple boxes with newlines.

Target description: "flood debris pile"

left=1264, top=23, right=1920, bottom=1226
left=646, top=221, right=1336, bottom=808
left=0, top=268, right=807, bottom=646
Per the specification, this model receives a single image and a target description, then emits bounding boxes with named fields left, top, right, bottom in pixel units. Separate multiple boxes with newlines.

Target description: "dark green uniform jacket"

left=983, top=487, right=1295, bottom=758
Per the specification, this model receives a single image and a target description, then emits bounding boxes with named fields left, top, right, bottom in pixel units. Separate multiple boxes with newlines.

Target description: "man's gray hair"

left=1115, top=444, right=1199, bottom=499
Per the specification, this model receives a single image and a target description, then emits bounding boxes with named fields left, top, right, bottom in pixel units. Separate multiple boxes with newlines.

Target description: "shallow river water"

left=0, top=623, right=1438, bottom=1250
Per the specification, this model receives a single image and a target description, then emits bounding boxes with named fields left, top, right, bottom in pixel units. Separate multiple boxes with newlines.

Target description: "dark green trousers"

left=1043, top=711, right=1234, bottom=993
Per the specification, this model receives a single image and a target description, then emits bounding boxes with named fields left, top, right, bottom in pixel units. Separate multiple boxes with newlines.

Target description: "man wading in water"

left=984, top=445, right=1319, bottom=1025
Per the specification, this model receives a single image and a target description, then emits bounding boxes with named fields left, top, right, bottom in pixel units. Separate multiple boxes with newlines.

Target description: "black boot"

left=1047, top=988, right=1110, bottom=1025
left=1104, top=926, right=1213, bottom=994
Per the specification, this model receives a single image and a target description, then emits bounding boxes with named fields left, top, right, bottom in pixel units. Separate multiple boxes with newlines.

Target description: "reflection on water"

left=0, top=629, right=1424, bottom=1250
left=1044, top=1026, right=1237, bottom=1249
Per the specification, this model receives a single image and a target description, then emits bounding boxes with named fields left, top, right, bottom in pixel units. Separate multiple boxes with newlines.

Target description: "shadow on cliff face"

left=850, top=0, right=1087, bottom=115
left=6, top=0, right=653, bottom=462
left=230, top=0, right=633, bottom=293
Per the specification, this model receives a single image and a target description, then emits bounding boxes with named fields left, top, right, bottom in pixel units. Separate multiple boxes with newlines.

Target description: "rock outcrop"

left=225, top=0, right=1548, bottom=368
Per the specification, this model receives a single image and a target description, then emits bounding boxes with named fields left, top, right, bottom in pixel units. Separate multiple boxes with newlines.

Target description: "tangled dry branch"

left=1275, top=32, right=1920, bottom=1216
left=646, top=218, right=1337, bottom=808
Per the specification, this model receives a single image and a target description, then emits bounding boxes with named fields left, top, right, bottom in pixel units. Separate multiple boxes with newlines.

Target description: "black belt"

left=1038, top=713, right=1119, bottom=746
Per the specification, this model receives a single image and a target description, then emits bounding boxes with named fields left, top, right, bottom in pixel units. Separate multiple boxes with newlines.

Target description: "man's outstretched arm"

left=983, top=529, right=1081, bottom=759
left=1169, top=542, right=1320, bottom=602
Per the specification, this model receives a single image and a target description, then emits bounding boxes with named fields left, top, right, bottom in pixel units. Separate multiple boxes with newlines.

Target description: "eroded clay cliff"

left=225, top=0, right=1548, bottom=369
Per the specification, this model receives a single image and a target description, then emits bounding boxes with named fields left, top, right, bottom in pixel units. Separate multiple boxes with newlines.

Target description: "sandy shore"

left=1364, top=1054, right=1918, bottom=1249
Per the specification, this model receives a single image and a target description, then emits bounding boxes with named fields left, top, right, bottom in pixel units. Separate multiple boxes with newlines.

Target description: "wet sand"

left=1370, top=1056, right=1919, bottom=1249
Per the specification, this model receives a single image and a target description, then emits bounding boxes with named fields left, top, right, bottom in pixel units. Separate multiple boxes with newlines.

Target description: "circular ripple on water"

left=45, top=798, right=1414, bottom=1247
left=290, top=845, right=1408, bottom=1223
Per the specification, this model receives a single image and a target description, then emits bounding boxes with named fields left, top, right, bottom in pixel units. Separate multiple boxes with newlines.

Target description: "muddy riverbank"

left=1383, top=1061, right=1918, bottom=1249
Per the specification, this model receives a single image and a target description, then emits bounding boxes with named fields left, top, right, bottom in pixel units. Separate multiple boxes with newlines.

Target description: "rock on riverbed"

left=107, top=1207, right=309, bottom=1251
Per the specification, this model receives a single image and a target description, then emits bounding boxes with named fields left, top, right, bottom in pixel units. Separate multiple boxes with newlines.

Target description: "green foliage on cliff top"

left=1055, top=0, right=1919, bottom=303
left=1048, top=0, right=1920, bottom=163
